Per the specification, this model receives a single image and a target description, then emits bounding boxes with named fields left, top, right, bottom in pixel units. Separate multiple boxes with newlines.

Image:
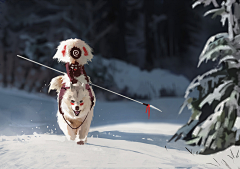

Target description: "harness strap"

left=62, top=112, right=89, bottom=130
left=58, top=84, right=89, bottom=130
left=82, top=66, right=95, bottom=110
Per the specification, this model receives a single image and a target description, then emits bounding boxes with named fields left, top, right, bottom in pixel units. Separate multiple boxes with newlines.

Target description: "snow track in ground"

left=0, top=134, right=214, bottom=169
left=0, top=88, right=240, bottom=168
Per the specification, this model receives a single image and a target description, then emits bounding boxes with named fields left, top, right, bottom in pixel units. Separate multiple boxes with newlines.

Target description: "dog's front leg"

left=76, top=109, right=93, bottom=145
left=57, top=114, right=76, bottom=141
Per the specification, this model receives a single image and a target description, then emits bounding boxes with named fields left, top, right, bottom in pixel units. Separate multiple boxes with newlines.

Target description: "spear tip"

left=150, top=105, right=162, bottom=112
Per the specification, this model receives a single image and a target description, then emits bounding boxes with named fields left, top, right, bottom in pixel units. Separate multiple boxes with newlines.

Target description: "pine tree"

left=169, top=0, right=240, bottom=154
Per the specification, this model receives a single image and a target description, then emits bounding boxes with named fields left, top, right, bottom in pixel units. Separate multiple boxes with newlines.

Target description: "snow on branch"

left=193, top=0, right=240, bottom=40
left=193, top=0, right=219, bottom=8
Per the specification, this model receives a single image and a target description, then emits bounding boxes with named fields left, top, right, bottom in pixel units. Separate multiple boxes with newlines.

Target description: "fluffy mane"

left=53, top=38, right=93, bottom=65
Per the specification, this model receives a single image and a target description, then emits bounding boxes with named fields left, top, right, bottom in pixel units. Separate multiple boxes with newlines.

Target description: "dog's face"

left=62, top=86, right=90, bottom=117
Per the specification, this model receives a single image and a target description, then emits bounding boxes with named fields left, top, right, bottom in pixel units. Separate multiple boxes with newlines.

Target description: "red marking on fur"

left=80, top=103, right=84, bottom=106
left=71, top=102, right=74, bottom=105
left=145, top=104, right=150, bottom=119
left=62, top=45, right=67, bottom=57
left=83, top=47, right=88, bottom=56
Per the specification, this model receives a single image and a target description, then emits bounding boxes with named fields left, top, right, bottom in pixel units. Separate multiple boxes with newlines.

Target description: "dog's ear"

left=48, top=76, right=64, bottom=93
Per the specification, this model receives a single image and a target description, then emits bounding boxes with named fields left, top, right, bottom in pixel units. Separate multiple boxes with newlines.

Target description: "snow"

left=88, top=56, right=190, bottom=98
left=0, top=87, right=240, bottom=168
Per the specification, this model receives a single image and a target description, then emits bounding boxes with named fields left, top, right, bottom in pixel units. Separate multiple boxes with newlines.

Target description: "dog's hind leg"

left=76, top=109, right=94, bottom=145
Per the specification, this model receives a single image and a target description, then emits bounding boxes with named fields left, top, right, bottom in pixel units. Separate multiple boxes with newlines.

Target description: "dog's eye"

left=80, top=100, right=83, bottom=103
left=71, top=100, right=75, bottom=103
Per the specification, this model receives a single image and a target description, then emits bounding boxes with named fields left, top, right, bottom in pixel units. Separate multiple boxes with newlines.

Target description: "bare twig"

left=222, top=159, right=231, bottom=169
left=213, top=158, right=220, bottom=166
left=230, top=149, right=234, bottom=158
left=165, top=146, right=167, bottom=151
left=185, top=147, right=193, bottom=155
left=206, top=163, right=218, bottom=167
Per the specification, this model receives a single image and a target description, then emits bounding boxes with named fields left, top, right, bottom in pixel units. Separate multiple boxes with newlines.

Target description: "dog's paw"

left=77, top=141, right=84, bottom=145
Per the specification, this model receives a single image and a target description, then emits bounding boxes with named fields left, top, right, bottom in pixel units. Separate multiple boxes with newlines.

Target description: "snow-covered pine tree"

left=169, top=0, right=240, bottom=154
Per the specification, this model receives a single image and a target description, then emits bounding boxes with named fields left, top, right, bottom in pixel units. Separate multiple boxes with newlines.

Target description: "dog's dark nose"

left=75, top=106, right=79, bottom=110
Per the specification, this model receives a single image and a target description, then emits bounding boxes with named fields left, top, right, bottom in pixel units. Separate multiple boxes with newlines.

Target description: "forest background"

left=0, top=0, right=228, bottom=99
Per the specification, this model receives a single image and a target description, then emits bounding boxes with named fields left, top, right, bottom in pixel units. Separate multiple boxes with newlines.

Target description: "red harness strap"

left=65, top=64, right=95, bottom=110
left=58, top=84, right=89, bottom=130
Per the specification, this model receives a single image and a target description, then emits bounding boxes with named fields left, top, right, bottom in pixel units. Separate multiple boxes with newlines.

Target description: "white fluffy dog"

left=49, top=75, right=96, bottom=145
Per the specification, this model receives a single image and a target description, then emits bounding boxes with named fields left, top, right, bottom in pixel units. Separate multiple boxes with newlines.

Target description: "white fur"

left=53, top=38, right=93, bottom=65
left=49, top=75, right=96, bottom=144
left=48, top=75, right=63, bottom=93
left=60, top=73, right=92, bottom=88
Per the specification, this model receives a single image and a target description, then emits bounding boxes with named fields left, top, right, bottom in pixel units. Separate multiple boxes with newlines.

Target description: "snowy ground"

left=0, top=87, right=240, bottom=168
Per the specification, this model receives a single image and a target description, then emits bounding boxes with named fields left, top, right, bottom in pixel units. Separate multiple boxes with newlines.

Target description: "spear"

left=17, top=55, right=162, bottom=118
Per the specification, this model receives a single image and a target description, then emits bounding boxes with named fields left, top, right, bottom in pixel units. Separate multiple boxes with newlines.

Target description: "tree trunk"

left=125, top=0, right=146, bottom=69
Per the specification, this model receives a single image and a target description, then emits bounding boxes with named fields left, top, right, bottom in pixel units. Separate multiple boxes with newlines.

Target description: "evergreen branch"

left=192, top=0, right=219, bottom=8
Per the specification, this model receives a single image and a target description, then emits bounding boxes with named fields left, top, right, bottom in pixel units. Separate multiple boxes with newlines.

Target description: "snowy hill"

left=0, top=87, right=240, bottom=168
left=87, top=56, right=190, bottom=99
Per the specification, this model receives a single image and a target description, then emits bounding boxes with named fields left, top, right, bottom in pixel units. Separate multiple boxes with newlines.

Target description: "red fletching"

left=145, top=104, right=150, bottom=119
left=83, top=46, right=88, bottom=56
left=80, top=103, right=84, bottom=106
left=71, top=102, right=74, bottom=105
left=62, top=45, right=67, bottom=57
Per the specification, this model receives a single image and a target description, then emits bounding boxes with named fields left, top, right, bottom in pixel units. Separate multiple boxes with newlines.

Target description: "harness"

left=58, top=84, right=89, bottom=130
left=66, top=63, right=95, bottom=109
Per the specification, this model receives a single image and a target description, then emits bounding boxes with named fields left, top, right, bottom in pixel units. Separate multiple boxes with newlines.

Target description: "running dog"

left=49, top=75, right=96, bottom=145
